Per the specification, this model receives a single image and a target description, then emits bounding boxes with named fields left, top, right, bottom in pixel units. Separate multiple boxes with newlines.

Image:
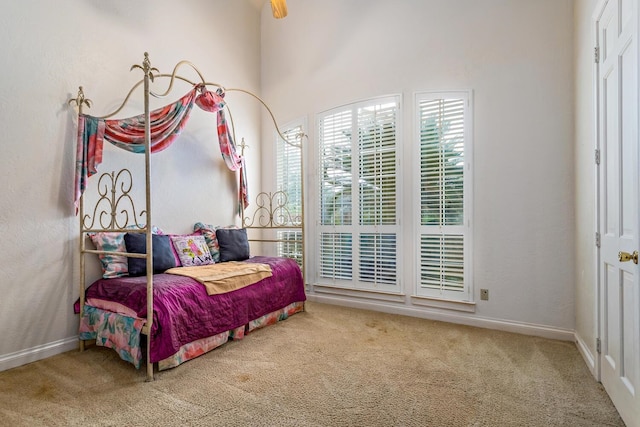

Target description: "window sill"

left=410, top=295, right=476, bottom=313
left=312, top=284, right=406, bottom=303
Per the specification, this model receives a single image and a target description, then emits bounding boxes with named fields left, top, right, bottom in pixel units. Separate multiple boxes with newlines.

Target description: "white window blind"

left=360, top=233, right=396, bottom=285
left=276, top=122, right=304, bottom=266
left=277, top=230, right=303, bottom=267
left=416, top=92, right=472, bottom=300
left=358, top=103, right=397, bottom=226
left=320, top=110, right=353, bottom=226
left=277, top=124, right=303, bottom=222
left=319, top=232, right=353, bottom=280
left=317, top=96, right=400, bottom=291
left=420, top=234, right=464, bottom=292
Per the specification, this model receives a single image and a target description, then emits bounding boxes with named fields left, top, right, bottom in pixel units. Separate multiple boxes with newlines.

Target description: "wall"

left=260, top=0, right=576, bottom=335
left=0, top=0, right=262, bottom=370
left=573, top=0, right=600, bottom=375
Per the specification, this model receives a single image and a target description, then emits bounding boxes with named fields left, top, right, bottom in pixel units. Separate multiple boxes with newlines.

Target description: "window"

left=316, top=96, right=400, bottom=292
left=415, top=91, right=472, bottom=301
left=276, top=121, right=304, bottom=267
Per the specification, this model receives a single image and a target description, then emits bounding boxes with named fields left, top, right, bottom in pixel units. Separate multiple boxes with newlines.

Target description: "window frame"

left=313, top=94, right=402, bottom=293
left=413, top=90, right=473, bottom=302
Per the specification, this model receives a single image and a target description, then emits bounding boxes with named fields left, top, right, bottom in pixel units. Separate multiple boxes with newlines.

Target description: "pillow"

left=88, top=225, right=162, bottom=278
left=216, top=228, right=250, bottom=262
left=166, top=231, right=202, bottom=266
left=88, top=231, right=130, bottom=279
left=193, top=223, right=239, bottom=263
left=124, top=233, right=177, bottom=276
left=170, top=235, right=214, bottom=267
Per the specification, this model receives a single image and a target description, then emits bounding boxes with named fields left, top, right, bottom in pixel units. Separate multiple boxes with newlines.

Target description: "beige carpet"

left=0, top=302, right=624, bottom=426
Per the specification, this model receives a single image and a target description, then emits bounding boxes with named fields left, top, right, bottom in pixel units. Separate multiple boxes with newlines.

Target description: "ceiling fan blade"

left=271, top=0, right=288, bottom=19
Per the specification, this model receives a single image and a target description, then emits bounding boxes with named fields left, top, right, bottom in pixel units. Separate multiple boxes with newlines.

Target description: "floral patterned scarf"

left=74, top=85, right=248, bottom=214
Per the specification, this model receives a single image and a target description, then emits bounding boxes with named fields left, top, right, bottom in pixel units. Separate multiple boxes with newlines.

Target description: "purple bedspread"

left=82, top=256, right=306, bottom=362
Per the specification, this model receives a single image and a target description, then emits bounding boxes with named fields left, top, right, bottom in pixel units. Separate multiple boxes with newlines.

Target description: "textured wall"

left=0, top=0, right=262, bottom=367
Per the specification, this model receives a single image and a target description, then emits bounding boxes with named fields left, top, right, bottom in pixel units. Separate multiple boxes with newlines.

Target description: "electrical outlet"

left=480, top=289, right=489, bottom=301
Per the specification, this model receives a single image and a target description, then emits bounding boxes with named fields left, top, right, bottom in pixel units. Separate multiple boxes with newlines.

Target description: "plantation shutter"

left=358, top=103, right=397, bottom=226
left=357, top=102, right=397, bottom=285
left=320, top=232, right=353, bottom=280
left=416, top=93, right=471, bottom=300
left=317, top=97, right=400, bottom=291
left=318, top=109, right=354, bottom=283
left=276, top=122, right=304, bottom=265
left=276, top=124, right=303, bottom=220
left=420, top=234, right=464, bottom=292
left=360, top=233, right=396, bottom=284
left=319, top=109, right=353, bottom=227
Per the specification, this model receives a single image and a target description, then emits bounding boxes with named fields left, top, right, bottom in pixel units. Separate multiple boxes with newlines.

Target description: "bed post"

left=79, top=198, right=86, bottom=352
left=143, top=53, right=154, bottom=382
left=135, top=52, right=156, bottom=382
left=69, top=87, right=92, bottom=353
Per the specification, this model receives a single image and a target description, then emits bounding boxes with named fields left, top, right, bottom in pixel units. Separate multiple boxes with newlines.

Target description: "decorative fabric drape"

left=196, top=87, right=249, bottom=212
left=74, top=85, right=248, bottom=214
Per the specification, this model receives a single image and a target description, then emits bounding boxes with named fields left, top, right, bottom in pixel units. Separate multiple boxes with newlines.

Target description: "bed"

left=70, top=53, right=305, bottom=380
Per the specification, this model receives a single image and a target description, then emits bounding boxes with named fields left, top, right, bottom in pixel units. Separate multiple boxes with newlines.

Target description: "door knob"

left=618, top=250, right=639, bottom=264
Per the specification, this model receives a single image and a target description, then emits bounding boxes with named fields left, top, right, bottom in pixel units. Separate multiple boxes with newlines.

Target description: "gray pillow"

left=124, top=233, right=176, bottom=276
left=216, top=228, right=250, bottom=262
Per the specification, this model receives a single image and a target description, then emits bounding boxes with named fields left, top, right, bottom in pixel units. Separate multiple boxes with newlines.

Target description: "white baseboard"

left=0, top=301, right=583, bottom=373
left=0, top=337, right=78, bottom=372
left=575, top=332, right=597, bottom=378
left=307, top=294, right=575, bottom=341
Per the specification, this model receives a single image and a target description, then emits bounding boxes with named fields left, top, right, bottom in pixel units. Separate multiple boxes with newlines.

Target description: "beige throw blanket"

left=165, top=262, right=272, bottom=296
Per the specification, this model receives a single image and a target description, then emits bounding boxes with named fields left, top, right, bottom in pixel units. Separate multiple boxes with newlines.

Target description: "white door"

left=597, top=0, right=640, bottom=425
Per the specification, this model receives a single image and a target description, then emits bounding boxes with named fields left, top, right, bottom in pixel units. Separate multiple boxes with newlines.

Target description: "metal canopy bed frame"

left=70, top=53, right=304, bottom=381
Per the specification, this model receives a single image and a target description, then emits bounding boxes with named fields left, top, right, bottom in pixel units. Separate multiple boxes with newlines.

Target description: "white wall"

left=0, top=0, right=262, bottom=370
left=260, top=0, right=576, bottom=334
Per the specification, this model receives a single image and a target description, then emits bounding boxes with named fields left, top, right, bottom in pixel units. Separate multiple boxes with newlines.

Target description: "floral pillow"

left=193, top=223, right=238, bottom=263
left=88, top=225, right=162, bottom=279
left=170, top=235, right=214, bottom=267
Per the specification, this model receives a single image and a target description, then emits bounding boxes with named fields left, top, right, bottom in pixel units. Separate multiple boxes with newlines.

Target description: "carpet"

left=0, top=302, right=624, bottom=426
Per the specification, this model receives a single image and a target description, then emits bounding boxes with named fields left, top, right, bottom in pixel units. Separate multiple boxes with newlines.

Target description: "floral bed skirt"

left=79, top=301, right=305, bottom=370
